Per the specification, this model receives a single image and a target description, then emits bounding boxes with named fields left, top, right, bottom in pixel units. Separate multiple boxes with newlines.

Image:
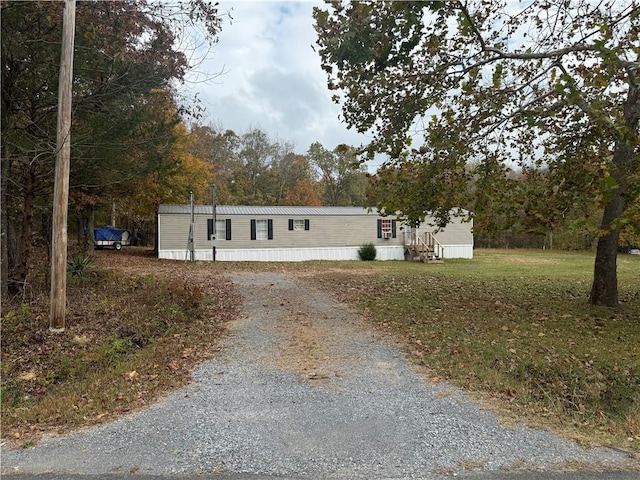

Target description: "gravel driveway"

left=2, top=272, right=637, bottom=478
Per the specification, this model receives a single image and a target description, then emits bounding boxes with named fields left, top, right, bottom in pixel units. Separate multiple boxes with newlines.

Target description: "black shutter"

left=250, top=219, right=256, bottom=240
left=268, top=219, right=273, bottom=240
left=377, top=219, right=382, bottom=238
left=304, top=219, right=310, bottom=231
left=207, top=219, right=213, bottom=240
left=226, top=219, right=232, bottom=240
left=392, top=220, right=397, bottom=238
left=288, top=219, right=294, bottom=231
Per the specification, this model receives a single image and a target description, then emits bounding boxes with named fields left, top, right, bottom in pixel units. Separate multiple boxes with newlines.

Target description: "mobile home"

left=157, top=205, right=473, bottom=262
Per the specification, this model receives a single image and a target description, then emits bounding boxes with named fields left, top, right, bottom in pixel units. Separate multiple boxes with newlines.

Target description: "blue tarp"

left=94, top=226, right=130, bottom=242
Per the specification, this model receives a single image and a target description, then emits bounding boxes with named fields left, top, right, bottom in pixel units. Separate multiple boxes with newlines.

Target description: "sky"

left=180, top=1, right=381, bottom=169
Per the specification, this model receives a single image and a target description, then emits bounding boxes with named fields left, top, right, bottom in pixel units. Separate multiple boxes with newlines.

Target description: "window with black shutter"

left=251, top=219, right=272, bottom=240
left=208, top=219, right=232, bottom=240
left=290, top=219, right=307, bottom=231
left=378, top=219, right=393, bottom=238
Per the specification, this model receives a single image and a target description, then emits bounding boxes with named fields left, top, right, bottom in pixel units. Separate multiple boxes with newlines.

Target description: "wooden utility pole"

left=186, top=191, right=195, bottom=262
left=211, top=184, right=217, bottom=262
left=50, top=0, right=76, bottom=332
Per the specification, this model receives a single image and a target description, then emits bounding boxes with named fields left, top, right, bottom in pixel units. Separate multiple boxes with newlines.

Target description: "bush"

left=357, top=243, right=377, bottom=261
left=67, top=252, right=95, bottom=277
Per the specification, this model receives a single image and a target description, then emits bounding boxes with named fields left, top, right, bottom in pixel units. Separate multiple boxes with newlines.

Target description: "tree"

left=307, top=142, right=368, bottom=206
left=1, top=0, right=222, bottom=298
left=270, top=146, right=317, bottom=205
left=93, top=91, right=216, bottom=248
left=281, top=180, right=323, bottom=206
left=238, top=128, right=277, bottom=204
left=187, top=125, right=245, bottom=204
left=314, top=0, right=640, bottom=306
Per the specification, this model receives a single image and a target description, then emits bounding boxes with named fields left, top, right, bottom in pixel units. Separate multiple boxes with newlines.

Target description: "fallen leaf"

left=18, top=371, right=36, bottom=381
left=72, top=335, right=90, bottom=346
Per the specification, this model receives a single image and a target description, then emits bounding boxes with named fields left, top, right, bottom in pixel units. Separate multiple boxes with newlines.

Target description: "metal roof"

left=158, top=205, right=381, bottom=216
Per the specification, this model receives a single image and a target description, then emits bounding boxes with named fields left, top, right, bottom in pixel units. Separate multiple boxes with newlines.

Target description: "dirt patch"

left=277, top=310, right=332, bottom=380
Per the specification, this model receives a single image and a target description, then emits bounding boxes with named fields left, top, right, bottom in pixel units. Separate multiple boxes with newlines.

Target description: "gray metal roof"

left=158, top=204, right=381, bottom=216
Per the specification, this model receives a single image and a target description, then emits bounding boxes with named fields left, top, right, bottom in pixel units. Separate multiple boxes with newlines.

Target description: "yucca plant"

left=67, top=252, right=95, bottom=277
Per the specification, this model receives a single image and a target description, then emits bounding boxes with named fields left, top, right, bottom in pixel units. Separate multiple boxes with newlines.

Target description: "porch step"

left=405, top=247, right=443, bottom=264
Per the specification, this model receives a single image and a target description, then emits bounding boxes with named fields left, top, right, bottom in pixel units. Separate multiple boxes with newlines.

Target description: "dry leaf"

left=18, top=371, right=36, bottom=381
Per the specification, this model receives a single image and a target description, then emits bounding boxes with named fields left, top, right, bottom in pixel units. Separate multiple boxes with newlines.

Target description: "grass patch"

left=304, top=249, right=640, bottom=451
left=1, top=250, right=242, bottom=446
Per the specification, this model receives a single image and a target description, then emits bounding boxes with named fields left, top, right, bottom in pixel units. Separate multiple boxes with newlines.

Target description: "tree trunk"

left=85, top=205, right=95, bottom=256
left=590, top=197, right=621, bottom=306
left=0, top=145, right=10, bottom=300
left=589, top=83, right=639, bottom=306
left=12, top=163, right=36, bottom=294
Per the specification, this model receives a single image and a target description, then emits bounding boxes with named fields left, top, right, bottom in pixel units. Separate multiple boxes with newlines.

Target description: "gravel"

left=2, top=272, right=637, bottom=478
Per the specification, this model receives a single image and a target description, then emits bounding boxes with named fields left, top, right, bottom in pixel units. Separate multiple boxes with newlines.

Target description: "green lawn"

left=305, top=249, right=640, bottom=451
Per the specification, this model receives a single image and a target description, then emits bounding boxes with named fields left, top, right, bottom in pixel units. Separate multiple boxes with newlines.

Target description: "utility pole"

left=50, top=0, right=76, bottom=332
left=186, top=192, right=195, bottom=262
left=211, top=184, right=217, bottom=262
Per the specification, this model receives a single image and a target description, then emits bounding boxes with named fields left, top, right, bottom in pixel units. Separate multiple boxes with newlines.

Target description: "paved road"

left=2, top=272, right=638, bottom=479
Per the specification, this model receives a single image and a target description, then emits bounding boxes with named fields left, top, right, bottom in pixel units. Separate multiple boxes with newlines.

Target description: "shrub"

left=67, top=252, right=95, bottom=277
left=357, top=243, right=377, bottom=261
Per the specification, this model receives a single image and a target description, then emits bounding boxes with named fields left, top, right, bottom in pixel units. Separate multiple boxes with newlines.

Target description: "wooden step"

left=405, top=246, right=443, bottom=264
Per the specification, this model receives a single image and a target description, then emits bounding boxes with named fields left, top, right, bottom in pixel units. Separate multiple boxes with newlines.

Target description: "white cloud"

left=181, top=1, right=378, bottom=166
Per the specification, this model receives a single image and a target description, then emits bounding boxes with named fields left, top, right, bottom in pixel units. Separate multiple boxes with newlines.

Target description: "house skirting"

left=158, top=246, right=406, bottom=262
left=158, top=244, right=473, bottom=262
left=441, top=244, right=474, bottom=259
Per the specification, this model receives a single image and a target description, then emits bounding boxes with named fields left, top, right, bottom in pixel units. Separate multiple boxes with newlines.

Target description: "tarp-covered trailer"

left=94, top=226, right=132, bottom=251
